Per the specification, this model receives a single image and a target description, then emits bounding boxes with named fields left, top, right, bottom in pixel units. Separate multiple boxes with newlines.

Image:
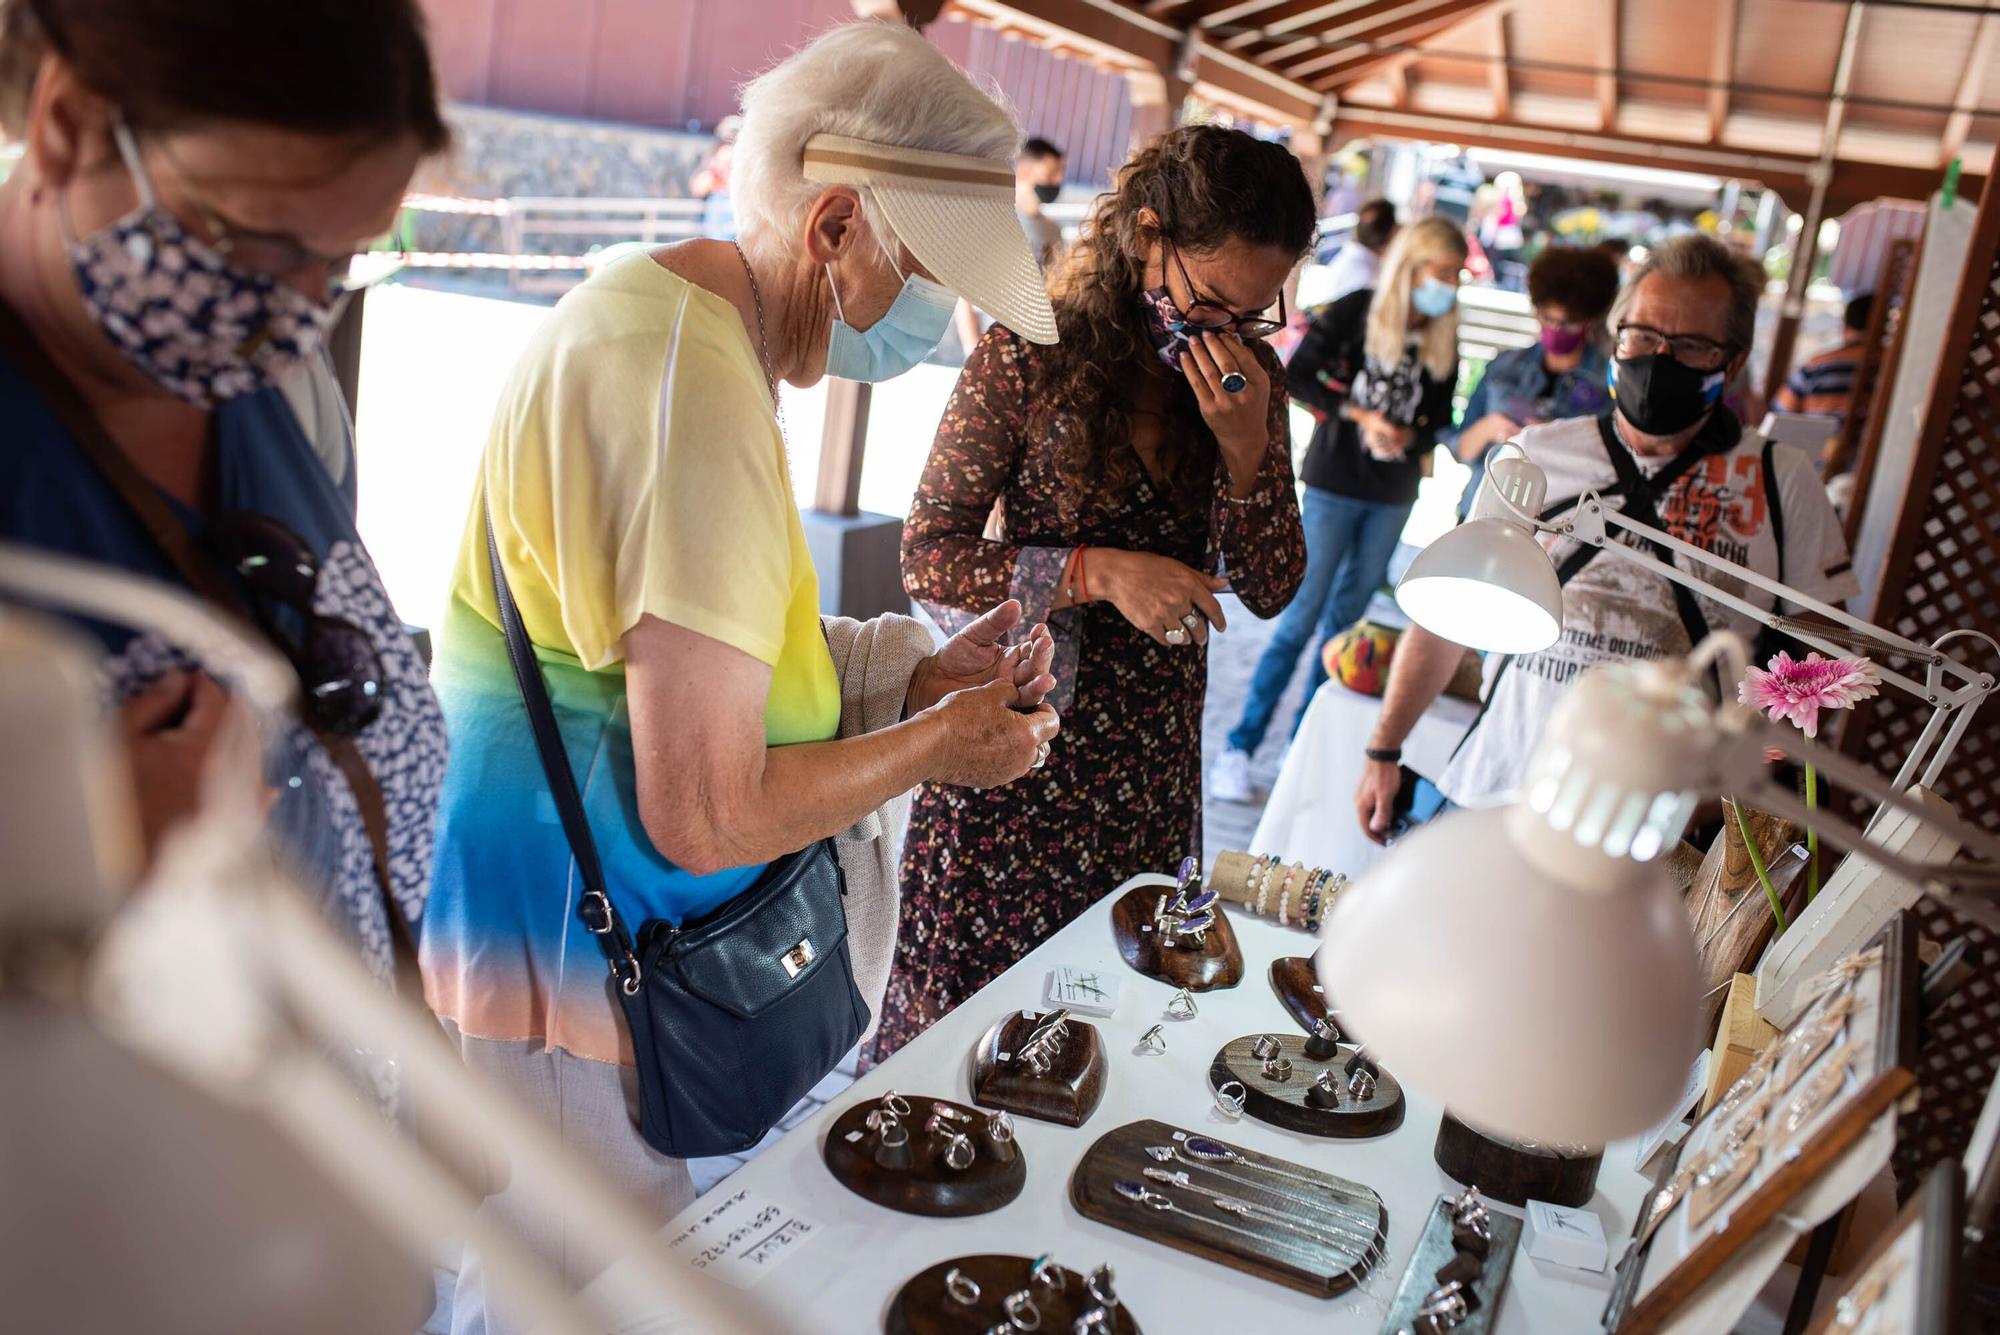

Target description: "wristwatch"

left=1364, top=746, right=1401, bottom=764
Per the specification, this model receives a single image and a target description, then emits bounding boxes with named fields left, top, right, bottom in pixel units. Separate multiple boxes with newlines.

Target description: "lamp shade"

left=1317, top=805, right=1701, bottom=1144
left=1396, top=517, right=1564, bottom=654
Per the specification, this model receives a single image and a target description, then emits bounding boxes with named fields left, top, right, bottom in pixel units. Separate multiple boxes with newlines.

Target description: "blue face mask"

left=1412, top=274, right=1458, bottom=318
left=824, top=245, right=957, bottom=383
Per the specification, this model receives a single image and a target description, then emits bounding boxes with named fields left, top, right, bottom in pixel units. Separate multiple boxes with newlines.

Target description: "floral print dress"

left=869, top=325, right=1307, bottom=1062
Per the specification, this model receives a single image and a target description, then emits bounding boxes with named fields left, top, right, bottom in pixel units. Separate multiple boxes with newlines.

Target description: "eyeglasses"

left=207, top=514, right=387, bottom=735
left=148, top=135, right=389, bottom=295
left=1614, top=322, right=1734, bottom=372
left=1167, top=239, right=1287, bottom=339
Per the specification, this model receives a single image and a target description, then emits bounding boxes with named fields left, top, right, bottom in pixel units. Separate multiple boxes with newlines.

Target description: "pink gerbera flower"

left=1737, top=651, right=1881, bottom=738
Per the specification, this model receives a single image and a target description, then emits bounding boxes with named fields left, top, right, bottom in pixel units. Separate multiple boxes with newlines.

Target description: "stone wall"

left=405, top=103, right=717, bottom=253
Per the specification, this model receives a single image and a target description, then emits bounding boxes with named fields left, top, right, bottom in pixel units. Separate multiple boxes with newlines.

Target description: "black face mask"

left=1032, top=182, right=1061, bottom=205
left=1609, top=353, right=1726, bottom=436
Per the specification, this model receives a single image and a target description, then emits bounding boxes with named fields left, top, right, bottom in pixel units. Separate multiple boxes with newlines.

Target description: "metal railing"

left=498, top=196, right=709, bottom=293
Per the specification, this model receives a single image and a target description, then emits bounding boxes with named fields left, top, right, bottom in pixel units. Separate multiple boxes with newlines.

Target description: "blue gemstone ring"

left=1221, top=371, right=1249, bottom=394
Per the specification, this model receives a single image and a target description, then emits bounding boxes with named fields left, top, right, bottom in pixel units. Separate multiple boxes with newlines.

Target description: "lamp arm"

left=1713, top=719, right=2000, bottom=929
left=1577, top=500, right=1993, bottom=701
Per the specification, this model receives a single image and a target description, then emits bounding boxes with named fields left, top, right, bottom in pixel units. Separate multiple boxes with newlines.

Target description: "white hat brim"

left=870, top=183, right=1059, bottom=346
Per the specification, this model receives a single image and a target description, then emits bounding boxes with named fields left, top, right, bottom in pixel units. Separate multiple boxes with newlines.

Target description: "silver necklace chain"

left=732, top=241, right=787, bottom=440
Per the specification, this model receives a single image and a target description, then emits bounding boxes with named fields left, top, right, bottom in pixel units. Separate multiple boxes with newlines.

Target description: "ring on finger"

left=1179, top=611, right=1202, bottom=631
left=1032, top=742, right=1050, bottom=769
left=1164, top=626, right=1190, bottom=647
left=1220, top=370, right=1248, bottom=394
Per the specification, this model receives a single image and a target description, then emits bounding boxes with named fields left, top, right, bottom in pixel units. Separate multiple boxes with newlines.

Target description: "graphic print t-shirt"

left=1439, top=414, right=1860, bottom=807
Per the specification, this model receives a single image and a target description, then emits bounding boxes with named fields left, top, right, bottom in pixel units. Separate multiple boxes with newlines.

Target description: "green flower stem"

left=1805, top=763, right=1820, bottom=902
left=1734, top=798, right=1787, bottom=934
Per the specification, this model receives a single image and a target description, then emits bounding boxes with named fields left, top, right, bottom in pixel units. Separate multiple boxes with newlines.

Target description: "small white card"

left=663, top=1187, right=820, bottom=1287
left=1524, top=1199, right=1608, bottom=1272
left=1634, top=1049, right=1710, bottom=1172
left=1046, top=965, right=1121, bottom=1017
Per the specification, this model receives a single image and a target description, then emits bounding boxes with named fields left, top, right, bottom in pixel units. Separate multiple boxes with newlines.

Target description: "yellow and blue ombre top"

left=420, top=252, right=840, bottom=1065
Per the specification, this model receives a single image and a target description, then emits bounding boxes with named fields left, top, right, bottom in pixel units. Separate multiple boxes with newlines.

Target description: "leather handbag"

left=484, top=508, right=869, bottom=1158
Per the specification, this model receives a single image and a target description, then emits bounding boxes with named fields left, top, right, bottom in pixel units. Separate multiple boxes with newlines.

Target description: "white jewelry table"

left=1251, top=682, right=1482, bottom=880
left=588, top=875, right=1651, bottom=1333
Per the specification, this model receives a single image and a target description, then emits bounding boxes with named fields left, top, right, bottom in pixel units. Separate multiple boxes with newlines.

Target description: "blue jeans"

left=1227, top=486, right=1413, bottom=755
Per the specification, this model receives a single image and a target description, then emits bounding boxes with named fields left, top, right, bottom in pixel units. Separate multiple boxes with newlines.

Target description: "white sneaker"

left=1210, top=748, right=1254, bottom=803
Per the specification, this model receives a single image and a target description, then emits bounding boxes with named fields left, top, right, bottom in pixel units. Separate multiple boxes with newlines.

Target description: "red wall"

left=420, top=1, right=1136, bottom=184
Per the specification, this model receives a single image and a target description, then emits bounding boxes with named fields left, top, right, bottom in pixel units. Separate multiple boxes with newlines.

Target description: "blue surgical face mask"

left=1412, top=274, right=1458, bottom=318
left=824, top=242, right=956, bottom=382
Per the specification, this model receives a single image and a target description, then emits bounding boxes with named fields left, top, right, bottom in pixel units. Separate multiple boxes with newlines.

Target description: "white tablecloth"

left=1251, top=682, right=1483, bottom=878
left=586, top=874, right=1649, bottom=1333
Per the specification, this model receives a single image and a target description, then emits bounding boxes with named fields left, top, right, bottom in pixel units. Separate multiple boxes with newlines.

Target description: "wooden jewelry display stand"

left=822, top=1094, right=1026, bottom=1217
left=1208, top=1033, right=1404, bottom=1138
left=886, top=1254, right=1143, bottom=1335
left=1377, top=1194, right=1523, bottom=1335
left=1110, top=885, right=1244, bottom=991
left=969, top=1009, right=1108, bottom=1128
left=1434, top=1113, right=1602, bottom=1208
left=1268, top=951, right=1334, bottom=1034
left=1070, top=1119, right=1387, bottom=1298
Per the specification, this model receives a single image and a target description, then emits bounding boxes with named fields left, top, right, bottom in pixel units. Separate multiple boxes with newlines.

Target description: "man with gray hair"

left=1355, top=234, right=1859, bottom=835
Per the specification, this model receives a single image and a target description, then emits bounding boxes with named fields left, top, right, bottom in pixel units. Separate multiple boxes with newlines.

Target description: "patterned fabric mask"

left=1138, top=284, right=1194, bottom=370
left=64, top=119, right=340, bottom=407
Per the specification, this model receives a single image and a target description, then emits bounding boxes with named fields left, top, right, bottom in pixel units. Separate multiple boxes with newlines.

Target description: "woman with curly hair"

left=870, top=125, right=1315, bottom=1060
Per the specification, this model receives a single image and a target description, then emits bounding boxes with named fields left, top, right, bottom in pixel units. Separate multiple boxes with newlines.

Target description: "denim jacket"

left=1451, top=341, right=1611, bottom=513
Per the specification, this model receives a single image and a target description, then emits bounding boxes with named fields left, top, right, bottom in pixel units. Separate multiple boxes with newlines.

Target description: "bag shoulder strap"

left=0, top=298, right=420, bottom=966
left=1761, top=438, right=1787, bottom=585
left=482, top=501, right=644, bottom=990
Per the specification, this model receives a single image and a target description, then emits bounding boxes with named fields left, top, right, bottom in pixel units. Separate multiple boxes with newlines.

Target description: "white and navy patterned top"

left=0, top=349, right=447, bottom=1101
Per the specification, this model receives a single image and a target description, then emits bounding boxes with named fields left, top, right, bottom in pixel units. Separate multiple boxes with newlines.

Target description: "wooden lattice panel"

left=1846, top=184, right=2000, bottom=1208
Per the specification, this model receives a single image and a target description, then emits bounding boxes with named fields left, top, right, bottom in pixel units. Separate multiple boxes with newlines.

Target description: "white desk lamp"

left=1317, top=447, right=2000, bottom=1146
left=0, top=545, right=774, bottom=1335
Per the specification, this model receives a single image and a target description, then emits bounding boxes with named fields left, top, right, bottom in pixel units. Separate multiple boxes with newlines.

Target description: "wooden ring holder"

left=1377, top=1194, right=1524, bottom=1335
left=970, top=1009, right=1108, bottom=1128
left=885, top=1254, right=1144, bottom=1335
left=1269, top=951, right=1333, bottom=1034
left=1208, top=1032, right=1405, bottom=1138
left=1111, top=885, right=1244, bottom=991
left=822, top=1094, right=1026, bottom=1217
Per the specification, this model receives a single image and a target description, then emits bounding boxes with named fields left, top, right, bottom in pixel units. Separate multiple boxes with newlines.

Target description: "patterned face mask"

left=64, top=119, right=341, bottom=407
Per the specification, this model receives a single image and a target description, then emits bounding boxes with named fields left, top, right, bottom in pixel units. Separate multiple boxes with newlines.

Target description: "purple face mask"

left=1540, top=323, right=1587, bottom=357
left=64, top=118, right=340, bottom=407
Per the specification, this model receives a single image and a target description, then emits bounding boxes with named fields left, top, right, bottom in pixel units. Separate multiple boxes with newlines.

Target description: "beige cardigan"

left=822, top=612, right=935, bottom=1038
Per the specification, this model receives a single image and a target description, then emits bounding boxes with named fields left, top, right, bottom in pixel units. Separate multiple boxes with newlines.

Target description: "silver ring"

left=1087, top=1264, right=1119, bottom=1309
left=1004, top=1289, right=1043, bottom=1331
left=1166, top=988, right=1198, bottom=1020
left=1029, top=1253, right=1064, bottom=1290
left=1419, top=1281, right=1469, bottom=1326
left=942, top=1132, right=976, bottom=1171
left=1032, top=742, right=1049, bottom=769
left=1138, top=1023, right=1167, bottom=1054
left=1252, top=1034, right=1283, bottom=1061
left=1348, top=1067, right=1377, bottom=1101
left=880, top=1090, right=911, bottom=1118
left=1165, top=626, right=1190, bottom=646
left=1263, top=1055, right=1293, bottom=1081
left=987, top=1110, right=1017, bottom=1145
left=1179, top=611, right=1201, bottom=630
left=945, top=1267, right=981, bottom=1306
left=864, top=1108, right=899, bottom=1133
left=1221, top=370, right=1248, bottom=394
left=878, top=1120, right=909, bottom=1148
left=1213, top=1080, right=1247, bottom=1118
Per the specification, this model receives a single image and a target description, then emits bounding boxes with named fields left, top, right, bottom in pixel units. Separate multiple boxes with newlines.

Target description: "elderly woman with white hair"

left=419, top=22, right=1060, bottom=1332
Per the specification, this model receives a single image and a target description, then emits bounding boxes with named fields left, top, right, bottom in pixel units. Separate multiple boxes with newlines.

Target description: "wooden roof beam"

left=1707, top=0, right=1737, bottom=143
left=1487, top=8, right=1509, bottom=121
left=1211, top=0, right=1378, bottom=52
left=1597, top=0, right=1617, bottom=132
left=1279, top=0, right=1489, bottom=80
left=1943, top=13, right=2000, bottom=166
left=1294, top=0, right=1504, bottom=86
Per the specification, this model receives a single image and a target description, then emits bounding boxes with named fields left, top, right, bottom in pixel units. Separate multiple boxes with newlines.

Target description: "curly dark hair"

left=1033, top=125, right=1317, bottom=519
left=1526, top=246, right=1621, bottom=322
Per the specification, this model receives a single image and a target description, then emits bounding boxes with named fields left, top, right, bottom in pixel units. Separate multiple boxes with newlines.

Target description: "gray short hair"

left=731, top=22, right=1019, bottom=262
left=1608, top=234, right=1763, bottom=354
